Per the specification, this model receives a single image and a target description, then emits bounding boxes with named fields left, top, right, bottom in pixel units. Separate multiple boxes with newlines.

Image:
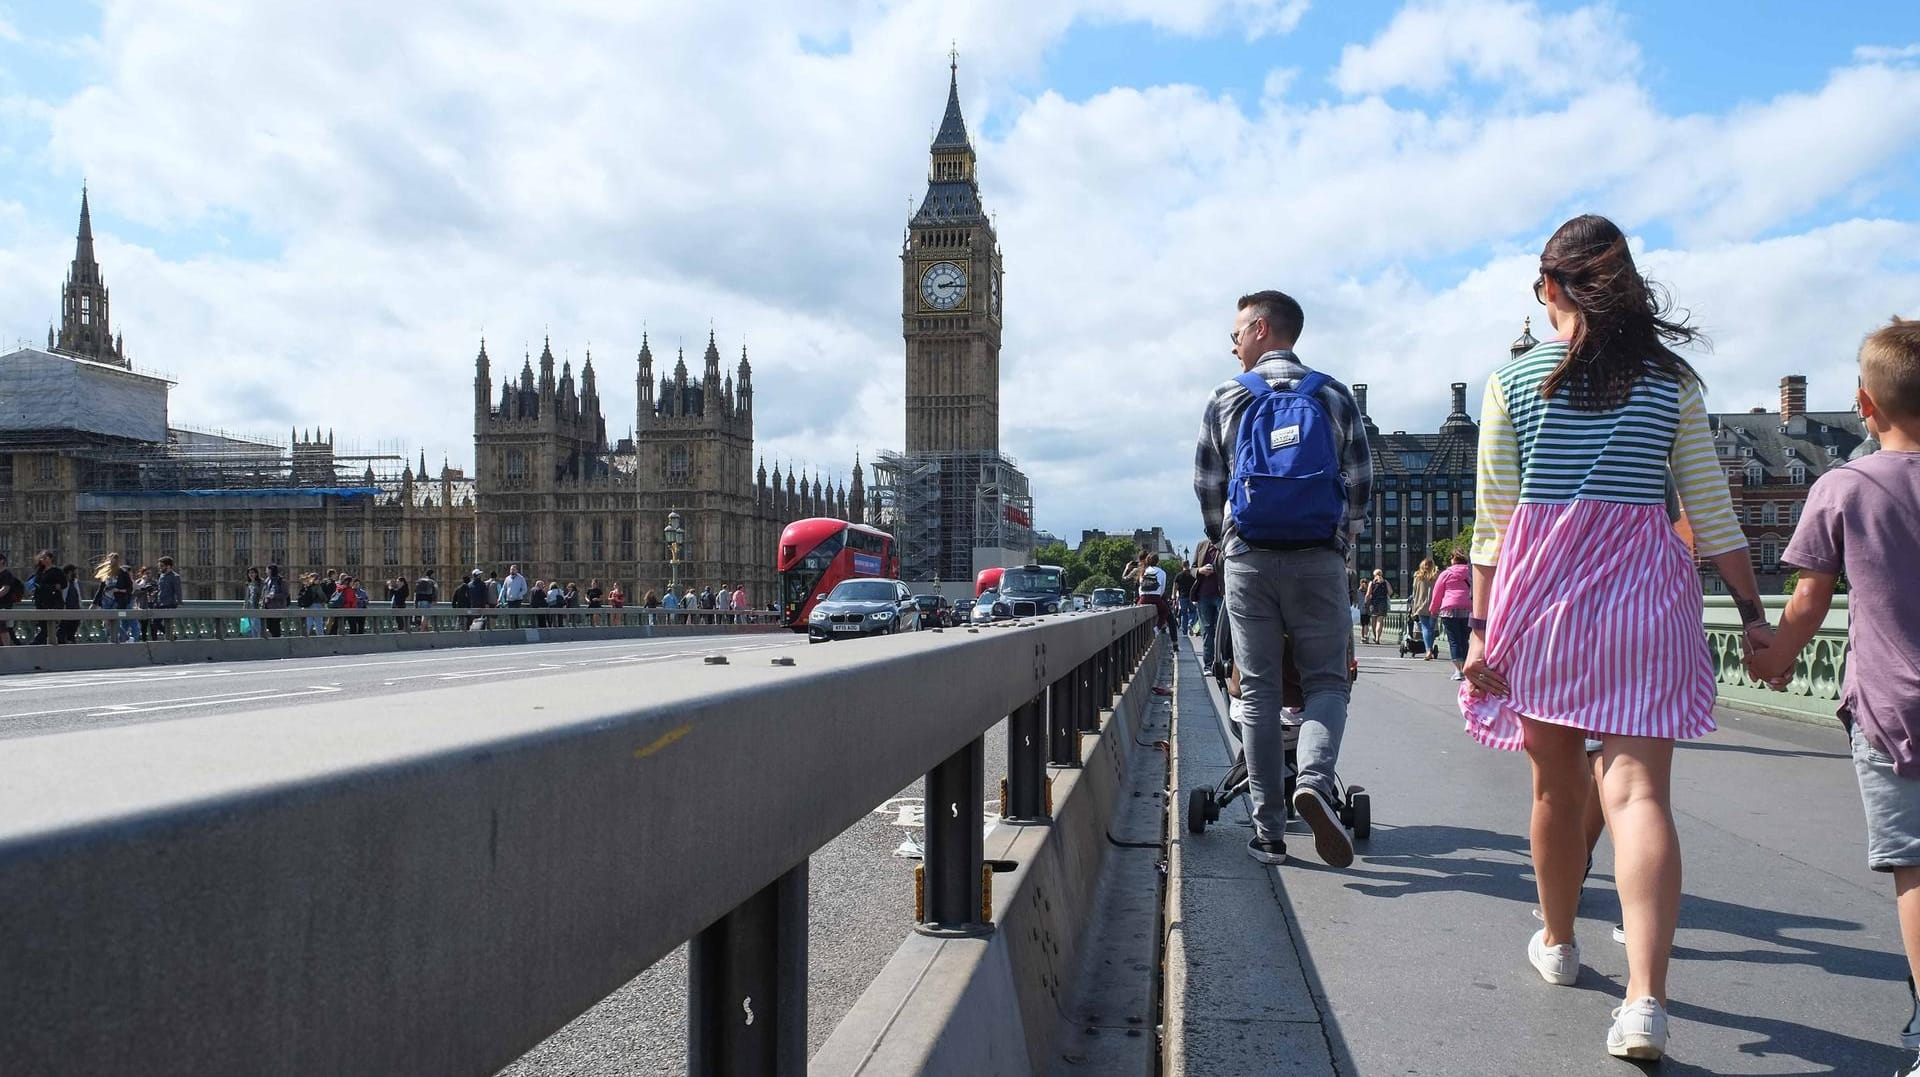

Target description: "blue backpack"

left=1227, top=370, right=1348, bottom=547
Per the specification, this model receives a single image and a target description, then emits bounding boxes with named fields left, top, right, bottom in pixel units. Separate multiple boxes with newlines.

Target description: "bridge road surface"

left=0, top=629, right=1023, bottom=1075
left=1173, top=644, right=1913, bottom=1076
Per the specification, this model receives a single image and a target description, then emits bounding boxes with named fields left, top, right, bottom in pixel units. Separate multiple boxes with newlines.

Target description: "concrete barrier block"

left=813, top=636, right=1165, bottom=1077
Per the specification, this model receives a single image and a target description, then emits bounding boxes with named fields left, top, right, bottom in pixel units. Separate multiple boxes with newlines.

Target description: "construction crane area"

left=870, top=448, right=1033, bottom=584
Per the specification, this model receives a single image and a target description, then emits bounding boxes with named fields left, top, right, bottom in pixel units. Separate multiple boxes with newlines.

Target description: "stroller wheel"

left=1350, top=792, right=1371, bottom=840
left=1186, top=789, right=1214, bottom=834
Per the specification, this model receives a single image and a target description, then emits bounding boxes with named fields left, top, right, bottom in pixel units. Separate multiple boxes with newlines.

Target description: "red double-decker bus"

left=777, top=518, right=899, bottom=629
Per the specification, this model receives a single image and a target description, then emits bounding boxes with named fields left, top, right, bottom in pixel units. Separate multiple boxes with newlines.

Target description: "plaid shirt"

left=1193, top=350, right=1374, bottom=557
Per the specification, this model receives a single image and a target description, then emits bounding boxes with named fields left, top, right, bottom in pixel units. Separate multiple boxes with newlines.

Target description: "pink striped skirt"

left=1460, top=500, right=1717, bottom=750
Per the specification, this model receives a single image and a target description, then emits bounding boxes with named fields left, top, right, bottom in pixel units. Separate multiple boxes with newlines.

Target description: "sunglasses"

left=1533, top=274, right=1550, bottom=305
left=1230, top=316, right=1266, bottom=346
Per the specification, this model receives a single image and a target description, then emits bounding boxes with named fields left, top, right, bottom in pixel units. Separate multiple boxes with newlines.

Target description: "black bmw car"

left=807, top=578, right=922, bottom=642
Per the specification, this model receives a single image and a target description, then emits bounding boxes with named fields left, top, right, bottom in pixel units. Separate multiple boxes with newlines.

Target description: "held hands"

left=1742, top=623, right=1794, bottom=691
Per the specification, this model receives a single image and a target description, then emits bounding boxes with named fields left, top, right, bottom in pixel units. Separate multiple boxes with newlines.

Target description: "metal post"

left=919, top=735, right=990, bottom=936
left=1077, top=658, right=1100, bottom=734
left=688, top=859, right=808, bottom=1077
left=1004, top=696, right=1048, bottom=823
left=1048, top=673, right=1077, bottom=767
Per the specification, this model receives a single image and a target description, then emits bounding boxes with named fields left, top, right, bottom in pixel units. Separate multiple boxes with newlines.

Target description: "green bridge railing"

left=1362, top=595, right=1848, bottom=726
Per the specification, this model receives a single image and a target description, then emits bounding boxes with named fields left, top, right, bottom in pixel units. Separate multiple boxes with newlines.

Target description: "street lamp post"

left=664, top=511, right=685, bottom=598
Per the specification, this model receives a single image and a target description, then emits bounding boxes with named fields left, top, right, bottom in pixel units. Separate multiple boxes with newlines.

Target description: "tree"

left=1077, top=537, right=1138, bottom=587
left=1076, top=572, right=1120, bottom=596
left=1034, top=541, right=1091, bottom=591
left=1429, top=522, right=1474, bottom=565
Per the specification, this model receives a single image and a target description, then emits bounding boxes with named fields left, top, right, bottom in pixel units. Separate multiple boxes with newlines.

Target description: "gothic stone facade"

left=0, top=191, right=861, bottom=603
left=472, top=331, right=863, bottom=606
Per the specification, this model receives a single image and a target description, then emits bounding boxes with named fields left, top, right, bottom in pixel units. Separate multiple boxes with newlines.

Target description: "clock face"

left=990, top=272, right=1000, bottom=317
left=920, top=261, right=968, bottom=311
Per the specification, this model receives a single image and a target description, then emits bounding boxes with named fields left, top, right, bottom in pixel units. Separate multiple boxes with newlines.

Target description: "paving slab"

left=1167, top=643, right=1913, bottom=1076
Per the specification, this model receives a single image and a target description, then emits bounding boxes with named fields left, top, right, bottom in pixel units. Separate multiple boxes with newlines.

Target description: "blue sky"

left=3, top=1, right=1919, bottom=548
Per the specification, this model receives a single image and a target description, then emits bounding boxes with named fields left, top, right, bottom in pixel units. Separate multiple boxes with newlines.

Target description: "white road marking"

left=90, top=685, right=343, bottom=716
left=0, top=635, right=804, bottom=693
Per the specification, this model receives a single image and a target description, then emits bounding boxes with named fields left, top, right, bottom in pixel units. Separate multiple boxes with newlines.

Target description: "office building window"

left=232, top=527, right=251, bottom=567
left=421, top=524, right=439, bottom=567
left=382, top=528, right=400, bottom=566
left=86, top=529, right=104, bottom=565
left=345, top=529, right=363, bottom=567
left=561, top=520, right=577, bottom=562
left=270, top=527, right=287, bottom=567
left=37, top=455, right=55, bottom=482
left=619, top=520, right=635, bottom=562
left=1760, top=539, right=1779, bottom=567
left=1790, top=464, right=1806, bottom=485
left=505, top=450, right=527, bottom=482
left=459, top=525, right=474, bottom=566
left=590, top=519, right=605, bottom=561
left=503, top=521, right=528, bottom=563
left=1761, top=502, right=1779, bottom=525
left=307, top=528, right=325, bottom=567
left=195, top=528, right=213, bottom=567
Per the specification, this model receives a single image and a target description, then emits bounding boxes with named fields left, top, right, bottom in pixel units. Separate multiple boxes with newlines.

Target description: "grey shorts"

left=1851, top=723, right=1920, bottom=872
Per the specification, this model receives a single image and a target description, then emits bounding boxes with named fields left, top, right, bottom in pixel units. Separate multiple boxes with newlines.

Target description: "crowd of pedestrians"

left=0, top=550, right=764, bottom=643
left=1190, top=215, right=1920, bottom=1067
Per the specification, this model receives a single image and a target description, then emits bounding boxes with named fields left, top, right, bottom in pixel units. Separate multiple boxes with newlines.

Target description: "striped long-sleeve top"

left=1471, top=341, right=1745, bottom=566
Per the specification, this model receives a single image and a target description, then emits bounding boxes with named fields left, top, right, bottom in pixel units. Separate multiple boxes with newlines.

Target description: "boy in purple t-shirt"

left=1751, top=317, right=1920, bottom=1066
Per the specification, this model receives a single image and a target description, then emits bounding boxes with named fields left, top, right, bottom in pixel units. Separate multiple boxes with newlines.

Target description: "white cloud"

left=1855, top=43, right=1920, bottom=63
left=1332, top=0, right=1638, bottom=97
left=1, top=0, right=1917, bottom=552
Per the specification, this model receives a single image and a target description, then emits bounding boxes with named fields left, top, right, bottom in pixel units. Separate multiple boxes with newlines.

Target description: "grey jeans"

left=1225, top=547, right=1352, bottom=842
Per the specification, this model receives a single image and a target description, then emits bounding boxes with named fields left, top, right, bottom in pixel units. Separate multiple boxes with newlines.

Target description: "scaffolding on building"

left=71, top=429, right=410, bottom=494
left=871, top=449, right=1033, bottom=584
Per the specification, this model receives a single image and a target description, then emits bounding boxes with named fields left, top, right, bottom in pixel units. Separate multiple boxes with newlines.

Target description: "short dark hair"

left=1238, top=290, right=1305, bottom=345
left=1862, top=316, right=1920, bottom=420
left=158, top=556, right=173, bottom=568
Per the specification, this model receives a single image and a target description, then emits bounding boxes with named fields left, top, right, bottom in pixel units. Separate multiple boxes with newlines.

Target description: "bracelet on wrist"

left=1468, top=616, right=1487, bottom=632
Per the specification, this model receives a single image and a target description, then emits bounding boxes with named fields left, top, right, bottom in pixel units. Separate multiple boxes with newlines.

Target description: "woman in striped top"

left=1461, top=215, right=1775, bottom=1061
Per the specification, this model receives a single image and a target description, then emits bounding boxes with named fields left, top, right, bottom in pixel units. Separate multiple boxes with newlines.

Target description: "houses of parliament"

left=0, top=187, right=860, bottom=601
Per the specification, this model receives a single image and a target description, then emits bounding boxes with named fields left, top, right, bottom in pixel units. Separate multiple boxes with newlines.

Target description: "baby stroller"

left=1397, top=615, right=1426, bottom=658
left=1189, top=612, right=1370, bottom=838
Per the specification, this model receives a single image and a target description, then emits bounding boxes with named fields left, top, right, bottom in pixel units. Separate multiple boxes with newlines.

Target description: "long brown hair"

left=1538, top=214, right=1705, bottom=409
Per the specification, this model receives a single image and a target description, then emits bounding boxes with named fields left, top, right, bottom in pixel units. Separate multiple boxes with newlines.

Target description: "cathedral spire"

left=55, top=185, right=123, bottom=366
left=474, top=337, right=492, bottom=417
left=76, top=185, right=97, bottom=270
left=703, top=328, right=722, bottom=384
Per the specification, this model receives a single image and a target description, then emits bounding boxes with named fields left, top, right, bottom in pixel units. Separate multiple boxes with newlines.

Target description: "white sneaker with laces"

left=1450, top=670, right=1464, bottom=681
left=1606, top=996, right=1668, bottom=1060
left=1527, top=928, right=1579, bottom=986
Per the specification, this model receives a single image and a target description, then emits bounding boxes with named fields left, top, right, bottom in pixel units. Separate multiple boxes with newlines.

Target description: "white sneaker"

left=1606, top=996, right=1668, bottom=1060
left=1527, top=928, right=1579, bottom=986
left=1450, top=670, right=1464, bottom=681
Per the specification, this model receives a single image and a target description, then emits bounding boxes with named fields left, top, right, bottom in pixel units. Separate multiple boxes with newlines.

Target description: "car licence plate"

left=832, top=623, right=861, bottom=632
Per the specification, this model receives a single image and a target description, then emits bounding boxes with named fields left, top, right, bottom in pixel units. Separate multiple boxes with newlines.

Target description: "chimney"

left=1780, top=375, right=1806, bottom=422
left=1781, top=374, right=1808, bottom=436
left=1450, top=382, right=1468, bottom=416
left=1353, top=383, right=1369, bottom=417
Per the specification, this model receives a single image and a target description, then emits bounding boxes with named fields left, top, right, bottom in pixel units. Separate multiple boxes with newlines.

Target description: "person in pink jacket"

left=1429, top=550, right=1474, bottom=681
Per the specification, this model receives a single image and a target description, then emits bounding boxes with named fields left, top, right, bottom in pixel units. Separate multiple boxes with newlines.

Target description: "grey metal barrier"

left=0, top=603, right=787, bottom=644
left=0, top=607, right=1156, bottom=1077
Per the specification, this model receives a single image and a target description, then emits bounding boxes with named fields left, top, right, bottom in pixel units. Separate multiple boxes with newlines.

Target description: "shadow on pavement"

left=1657, top=996, right=1906, bottom=1076
left=1678, top=740, right=1849, bottom=762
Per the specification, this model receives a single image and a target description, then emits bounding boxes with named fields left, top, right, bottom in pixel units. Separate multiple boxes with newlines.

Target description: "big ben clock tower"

left=903, top=55, right=1003, bottom=454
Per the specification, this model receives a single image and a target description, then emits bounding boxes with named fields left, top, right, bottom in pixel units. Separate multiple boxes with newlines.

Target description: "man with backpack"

left=1193, top=289, right=1373, bottom=869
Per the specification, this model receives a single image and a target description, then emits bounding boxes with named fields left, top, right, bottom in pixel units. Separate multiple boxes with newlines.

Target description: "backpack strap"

left=1295, top=370, right=1332, bottom=398
left=1233, top=371, right=1273, bottom=398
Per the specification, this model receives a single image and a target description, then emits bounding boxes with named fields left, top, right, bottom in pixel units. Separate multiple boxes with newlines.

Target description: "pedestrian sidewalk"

left=1164, top=641, right=1912, bottom=1075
